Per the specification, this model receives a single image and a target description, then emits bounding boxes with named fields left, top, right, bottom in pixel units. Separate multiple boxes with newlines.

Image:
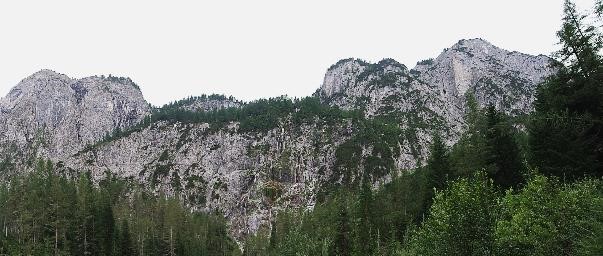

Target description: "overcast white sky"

left=0, top=0, right=597, bottom=106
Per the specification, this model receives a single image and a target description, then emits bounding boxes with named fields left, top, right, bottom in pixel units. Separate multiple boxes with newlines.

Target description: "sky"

left=0, top=0, right=598, bottom=106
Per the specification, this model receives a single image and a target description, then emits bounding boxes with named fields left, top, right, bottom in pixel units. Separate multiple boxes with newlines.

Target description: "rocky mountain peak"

left=315, top=38, right=557, bottom=166
left=413, top=38, right=555, bottom=117
left=6, top=69, right=67, bottom=96
left=27, top=69, right=68, bottom=79
left=0, top=70, right=151, bottom=164
left=23, top=69, right=70, bottom=80
left=320, top=58, right=368, bottom=99
left=451, top=38, right=494, bottom=51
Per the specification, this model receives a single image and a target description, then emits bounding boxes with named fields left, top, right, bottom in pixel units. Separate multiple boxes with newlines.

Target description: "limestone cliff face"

left=0, top=39, right=557, bottom=242
left=412, top=39, right=555, bottom=131
left=0, top=70, right=151, bottom=166
left=318, top=38, right=556, bottom=152
left=66, top=118, right=353, bottom=241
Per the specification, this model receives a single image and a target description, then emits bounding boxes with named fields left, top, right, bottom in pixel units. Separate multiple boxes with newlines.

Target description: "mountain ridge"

left=0, top=38, right=557, bottom=242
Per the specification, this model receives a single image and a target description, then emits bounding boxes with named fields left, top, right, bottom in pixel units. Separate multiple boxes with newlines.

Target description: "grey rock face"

left=66, top=118, right=353, bottom=242
left=318, top=38, right=556, bottom=157
left=0, top=70, right=151, bottom=164
left=0, top=39, right=558, bottom=243
left=412, top=39, right=556, bottom=130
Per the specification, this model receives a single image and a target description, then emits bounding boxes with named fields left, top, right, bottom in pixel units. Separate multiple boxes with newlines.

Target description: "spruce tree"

left=484, top=105, right=524, bottom=189
left=76, top=173, right=97, bottom=255
left=333, top=201, right=352, bottom=256
left=426, top=132, right=452, bottom=191
left=356, top=176, right=374, bottom=255
left=118, top=219, right=134, bottom=256
left=450, top=92, right=489, bottom=177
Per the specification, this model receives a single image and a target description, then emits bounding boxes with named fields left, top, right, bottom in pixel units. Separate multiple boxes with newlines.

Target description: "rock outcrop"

left=0, top=70, right=150, bottom=169
left=318, top=38, right=556, bottom=137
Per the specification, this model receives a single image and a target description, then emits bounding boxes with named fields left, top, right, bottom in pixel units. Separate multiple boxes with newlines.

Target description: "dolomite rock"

left=65, top=119, right=354, bottom=242
left=318, top=38, right=556, bottom=163
left=0, top=38, right=558, bottom=243
left=412, top=38, right=556, bottom=130
left=0, top=70, right=151, bottom=166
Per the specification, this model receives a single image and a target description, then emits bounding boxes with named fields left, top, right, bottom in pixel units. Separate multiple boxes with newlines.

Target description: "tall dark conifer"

left=484, top=105, right=524, bottom=189
left=118, top=219, right=134, bottom=256
left=427, top=133, right=452, bottom=191
left=356, top=176, right=374, bottom=255
left=530, top=0, right=603, bottom=180
left=333, top=200, right=352, bottom=256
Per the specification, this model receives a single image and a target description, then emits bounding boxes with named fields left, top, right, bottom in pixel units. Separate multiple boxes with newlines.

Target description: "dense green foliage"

left=405, top=173, right=602, bottom=256
left=407, top=172, right=498, bottom=255
left=0, top=161, right=237, bottom=255
left=154, top=96, right=359, bottom=134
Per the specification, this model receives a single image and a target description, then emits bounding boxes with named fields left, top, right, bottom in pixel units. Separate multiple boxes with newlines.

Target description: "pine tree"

left=95, top=193, right=115, bottom=255
left=450, top=92, right=489, bottom=177
left=423, top=132, right=453, bottom=217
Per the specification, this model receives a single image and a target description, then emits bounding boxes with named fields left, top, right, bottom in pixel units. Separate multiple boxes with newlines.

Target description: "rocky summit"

left=0, top=70, right=150, bottom=173
left=0, top=38, right=556, bottom=242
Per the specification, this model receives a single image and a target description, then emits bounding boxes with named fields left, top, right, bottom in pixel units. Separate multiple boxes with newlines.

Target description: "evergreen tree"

left=78, top=174, right=98, bottom=255
left=484, top=105, right=524, bottom=189
left=95, top=193, right=115, bottom=255
left=117, top=219, right=134, bottom=256
left=530, top=0, right=603, bottom=180
left=422, top=132, right=453, bottom=217
left=450, top=93, right=489, bottom=177
left=555, top=0, right=602, bottom=78
left=0, top=164, right=237, bottom=255
left=355, top=176, right=374, bottom=255
left=332, top=201, right=352, bottom=256
left=426, top=132, right=452, bottom=191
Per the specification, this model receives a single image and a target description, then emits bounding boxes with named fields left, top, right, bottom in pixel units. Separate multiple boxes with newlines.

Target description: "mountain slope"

left=0, top=39, right=556, bottom=242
